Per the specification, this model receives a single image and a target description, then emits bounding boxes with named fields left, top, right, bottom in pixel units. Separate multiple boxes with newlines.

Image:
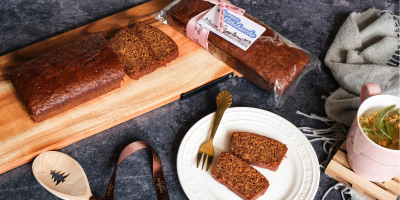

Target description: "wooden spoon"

left=32, top=151, right=94, bottom=200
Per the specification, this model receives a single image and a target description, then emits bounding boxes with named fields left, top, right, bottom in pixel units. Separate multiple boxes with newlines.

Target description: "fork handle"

left=209, top=91, right=232, bottom=141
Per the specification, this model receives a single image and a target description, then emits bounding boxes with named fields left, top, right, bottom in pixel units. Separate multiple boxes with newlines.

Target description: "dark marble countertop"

left=0, top=0, right=398, bottom=199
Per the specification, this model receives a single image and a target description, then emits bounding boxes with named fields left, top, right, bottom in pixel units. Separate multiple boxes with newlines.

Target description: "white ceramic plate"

left=177, top=107, right=319, bottom=200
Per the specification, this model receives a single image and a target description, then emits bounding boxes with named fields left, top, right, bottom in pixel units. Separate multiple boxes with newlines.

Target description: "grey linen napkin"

left=324, top=8, right=400, bottom=126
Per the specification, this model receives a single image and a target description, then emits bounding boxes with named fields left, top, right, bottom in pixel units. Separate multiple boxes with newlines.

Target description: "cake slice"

left=110, top=27, right=157, bottom=80
left=231, top=132, right=288, bottom=171
left=212, top=152, right=269, bottom=200
left=132, top=22, right=179, bottom=67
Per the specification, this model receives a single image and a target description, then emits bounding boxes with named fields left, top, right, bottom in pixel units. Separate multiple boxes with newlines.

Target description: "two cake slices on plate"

left=212, top=132, right=288, bottom=200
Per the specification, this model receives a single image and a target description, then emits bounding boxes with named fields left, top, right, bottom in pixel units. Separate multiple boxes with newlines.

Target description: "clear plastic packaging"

left=154, top=0, right=320, bottom=108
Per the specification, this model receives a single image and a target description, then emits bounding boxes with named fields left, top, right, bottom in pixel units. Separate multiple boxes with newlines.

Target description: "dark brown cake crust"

left=8, top=34, right=125, bottom=122
left=212, top=152, right=269, bottom=200
left=166, top=0, right=310, bottom=96
left=231, top=132, right=288, bottom=171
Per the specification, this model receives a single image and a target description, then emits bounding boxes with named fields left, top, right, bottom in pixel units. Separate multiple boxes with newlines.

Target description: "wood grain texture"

left=0, top=0, right=234, bottom=175
left=325, top=142, right=399, bottom=200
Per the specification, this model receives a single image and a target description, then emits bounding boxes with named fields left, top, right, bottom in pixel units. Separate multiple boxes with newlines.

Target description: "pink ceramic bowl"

left=346, top=83, right=400, bottom=182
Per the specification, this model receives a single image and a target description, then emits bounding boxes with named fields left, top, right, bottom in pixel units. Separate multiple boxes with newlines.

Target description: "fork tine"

left=196, top=152, right=204, bottom=168
left=201, top=154, right=208, bottom=170
left=206, top=155, right=213, bottom=171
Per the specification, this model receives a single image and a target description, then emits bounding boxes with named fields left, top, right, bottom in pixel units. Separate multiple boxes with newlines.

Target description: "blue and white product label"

left=198, top=5, right=266, bottom=51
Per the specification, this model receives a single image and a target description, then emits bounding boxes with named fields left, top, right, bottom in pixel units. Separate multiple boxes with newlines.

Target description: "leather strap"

left=91, top=141, right=170, bottom=200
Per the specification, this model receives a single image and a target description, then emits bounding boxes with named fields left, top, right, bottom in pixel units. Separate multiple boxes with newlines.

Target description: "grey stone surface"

left=0, top=0, right=398, bottom=199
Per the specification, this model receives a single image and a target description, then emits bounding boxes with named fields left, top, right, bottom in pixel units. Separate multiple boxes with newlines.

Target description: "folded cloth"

left=325, top=8, right=400, bottom=126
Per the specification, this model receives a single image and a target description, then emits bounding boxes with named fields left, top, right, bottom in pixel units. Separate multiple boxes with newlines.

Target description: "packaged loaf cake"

left=8, top=34, right=125, bottom=122
left=155, top=0, right=319, bottom=107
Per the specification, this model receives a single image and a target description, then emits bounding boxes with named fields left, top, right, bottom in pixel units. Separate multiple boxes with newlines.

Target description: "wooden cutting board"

left=0, top=0, right=234, bottom=175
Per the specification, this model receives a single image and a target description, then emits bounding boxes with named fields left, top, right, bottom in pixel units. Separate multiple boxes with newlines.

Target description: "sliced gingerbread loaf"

left=212, top=152, right=269, bottom=200
left=231, top=132, right=288, bottom=171
left=110, top=27, right=156, bottom=80
left=132, top=22, right=179, bottom=67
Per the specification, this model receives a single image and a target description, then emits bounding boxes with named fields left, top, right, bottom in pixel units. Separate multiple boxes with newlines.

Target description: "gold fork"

left=196, top=90, right=232, bottom=171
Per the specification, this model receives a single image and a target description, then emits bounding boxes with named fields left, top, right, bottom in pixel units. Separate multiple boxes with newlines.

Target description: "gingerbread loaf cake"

left=212, top=152, right=269, bottom=200
left=8, top=34, right=125, bottom=122
left=132, top=22, right=179, bottom=67
left=231, top=132, right=288, bottom=171
left=165, top=0, right=310, bottom=97
left=110, top=27, right=157, bottom=80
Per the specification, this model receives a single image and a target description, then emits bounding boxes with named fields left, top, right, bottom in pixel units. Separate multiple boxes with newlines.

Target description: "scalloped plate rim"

left=177, top=107, right=319, bottom=200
